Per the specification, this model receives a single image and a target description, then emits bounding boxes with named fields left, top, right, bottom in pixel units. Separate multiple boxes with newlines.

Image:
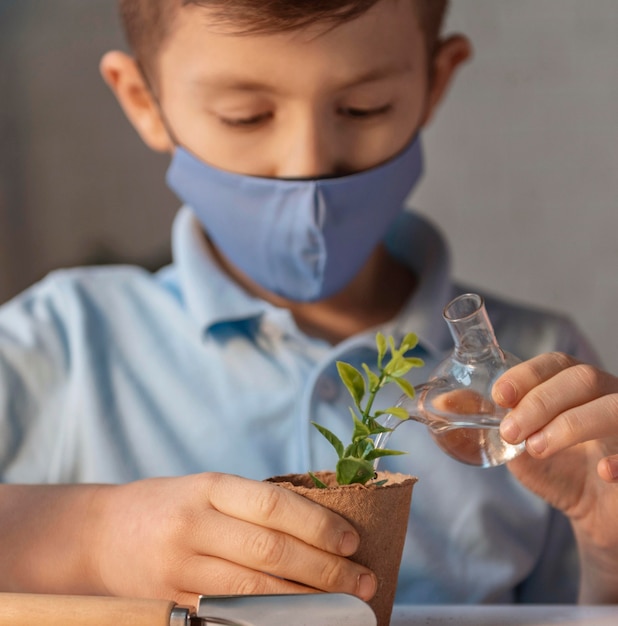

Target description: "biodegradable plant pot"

left=267, top=470, right=416, bottom=626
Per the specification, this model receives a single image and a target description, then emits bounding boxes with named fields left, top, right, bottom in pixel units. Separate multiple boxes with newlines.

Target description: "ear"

left=421, top=35, right=473, bottom=127
left=99, top=51, right=173, bottom=153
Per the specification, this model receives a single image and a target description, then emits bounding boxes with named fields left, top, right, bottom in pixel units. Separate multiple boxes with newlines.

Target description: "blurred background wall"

left=0, top=0, right=176, bottom=298
left=1, top=0, right=617, bottom=372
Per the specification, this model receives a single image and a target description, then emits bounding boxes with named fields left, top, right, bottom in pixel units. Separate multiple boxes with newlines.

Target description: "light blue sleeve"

left=0, top=275, right=72, bottom=482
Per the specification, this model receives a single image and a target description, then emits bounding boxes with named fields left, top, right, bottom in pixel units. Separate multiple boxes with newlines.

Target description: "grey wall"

left=0, top=0, right=176, bottom=299
left=415, top=0, right=618, bottom=373
left=1, top=1, right=617, bottom=372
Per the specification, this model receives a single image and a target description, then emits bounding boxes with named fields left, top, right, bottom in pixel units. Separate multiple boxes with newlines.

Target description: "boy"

left=1, top=0, right=618, bottom=608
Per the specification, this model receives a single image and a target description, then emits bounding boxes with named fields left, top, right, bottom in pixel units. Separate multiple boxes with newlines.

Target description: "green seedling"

left=310, top=332, right=424, bottom=487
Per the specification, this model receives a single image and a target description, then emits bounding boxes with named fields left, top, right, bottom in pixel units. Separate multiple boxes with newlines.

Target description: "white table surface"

left=390, top=605, right=618, bottom=626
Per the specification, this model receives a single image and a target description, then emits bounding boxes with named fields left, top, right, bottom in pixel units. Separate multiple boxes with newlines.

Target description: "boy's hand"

left=91, top=473, right=376, bottom=607
left=493, top=352, right=618, bottom=602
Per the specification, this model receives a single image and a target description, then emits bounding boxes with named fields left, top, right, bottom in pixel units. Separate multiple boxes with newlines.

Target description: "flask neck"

left=443, top=293, right=500, bottom=358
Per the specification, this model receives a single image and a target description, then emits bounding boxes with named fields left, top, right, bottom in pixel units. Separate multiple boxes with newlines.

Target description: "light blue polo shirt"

left=0, top=207, right=598, bottom=604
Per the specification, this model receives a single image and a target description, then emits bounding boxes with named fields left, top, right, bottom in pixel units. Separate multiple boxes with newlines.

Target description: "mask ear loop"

left=415, top=39, right=442, bottom=132
left=134, top=59, right=182, bottom=148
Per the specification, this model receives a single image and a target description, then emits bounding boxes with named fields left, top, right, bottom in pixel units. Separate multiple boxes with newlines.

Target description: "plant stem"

left=361, top=370, right=387, bottom=423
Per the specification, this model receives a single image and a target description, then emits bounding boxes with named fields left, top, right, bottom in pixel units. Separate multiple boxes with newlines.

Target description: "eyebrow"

left=192, top=63, right=413, bottom=94
left=340, top=64, right=414, bottom=89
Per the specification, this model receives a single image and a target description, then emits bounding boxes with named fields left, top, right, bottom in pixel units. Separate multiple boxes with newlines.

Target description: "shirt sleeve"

left=514, top=506, right=579, bottom=602
left=554, top=313, right=603, bottom=367
left=0, top=276, right=72, bottom=482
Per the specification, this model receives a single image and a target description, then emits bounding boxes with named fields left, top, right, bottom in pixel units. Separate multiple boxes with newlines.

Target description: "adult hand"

left=91, top=473, right=376, bottom=607
left=493, top=352, right=618, bottom=602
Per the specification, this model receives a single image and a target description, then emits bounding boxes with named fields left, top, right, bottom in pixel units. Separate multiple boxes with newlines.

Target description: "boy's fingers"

left=203, top=473, right=360, bottom=556
left=188, top=511, right=376, bottom=599
left=598, top=455, right=618, bottom=483
left=494, top=354, right=618, bottom=455
left=173, top=554, right=316, bottom=604
left=493, top=352, right=582, bottom=408
left=193, top=474, right=376, bottom=600
left=501, top=368, right=613, bottom=441
left=521, top=395, right=618, bottom=457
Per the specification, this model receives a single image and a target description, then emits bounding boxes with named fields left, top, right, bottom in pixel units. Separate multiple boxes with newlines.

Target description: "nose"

left=273, top=114, right=345, bottom=179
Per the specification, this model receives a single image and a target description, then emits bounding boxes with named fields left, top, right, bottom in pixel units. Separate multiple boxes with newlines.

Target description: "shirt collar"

left=171, top=206, right=455, bottom=352
left=382, top=209, right=455, bottom=356
left=172, top=206, right=269, bottom=334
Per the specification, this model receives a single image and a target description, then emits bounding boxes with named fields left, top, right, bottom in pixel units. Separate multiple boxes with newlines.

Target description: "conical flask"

left=376, top=293, right=526, bottom=467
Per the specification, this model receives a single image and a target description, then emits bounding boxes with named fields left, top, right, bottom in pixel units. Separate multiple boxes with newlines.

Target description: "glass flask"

left=375, top=293, right=526, bottom=467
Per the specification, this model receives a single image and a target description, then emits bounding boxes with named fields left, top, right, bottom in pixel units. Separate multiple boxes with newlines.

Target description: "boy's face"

left=104, top=0, right=469, bottom=179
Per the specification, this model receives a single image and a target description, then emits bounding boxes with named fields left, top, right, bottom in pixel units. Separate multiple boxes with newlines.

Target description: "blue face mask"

left=166, top=135, right=424, bottom=302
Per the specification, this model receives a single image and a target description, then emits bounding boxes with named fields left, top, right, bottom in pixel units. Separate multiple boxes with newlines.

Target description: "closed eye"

left=219, top=112, right=273, bottom=127
left=338, top=104, right=393, bottom=119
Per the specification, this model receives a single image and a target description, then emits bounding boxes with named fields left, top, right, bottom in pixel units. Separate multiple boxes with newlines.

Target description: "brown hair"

left=119, top=0, right=449, bottom=79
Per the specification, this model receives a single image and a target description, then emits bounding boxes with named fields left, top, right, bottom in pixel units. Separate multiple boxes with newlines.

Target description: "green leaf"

left=366, top=418, right=393, bottom=434
left=394, top=377, right=416, bottom=398
left=361, top=363, right=380, bottom=393
left=365, top=448, right=407, bottom=461
left=336, top=361, right=365, bottom=408
left=372, top=479, right=388, bottom=487
left=308, top=472, right=328, bottom=489
left=385, top=355, right=415, bottom=378
left=313, top=331, right=427, bottom=486
left=376, top=332, right=387, bottom=367
left=311, top=422, right=344, bottom=459
left=388, top=335, right=397, bottom=357
left=344, top=438, right=372, bottom=459
left=336, top=457, right=376, bottom=485
left=352, top=414, right=371, bottom=441
left=400, top=332, right=419, bottom=352
left=405, top=357, right=425, bottom=368
left=375, top=406, right=409, bottom=421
